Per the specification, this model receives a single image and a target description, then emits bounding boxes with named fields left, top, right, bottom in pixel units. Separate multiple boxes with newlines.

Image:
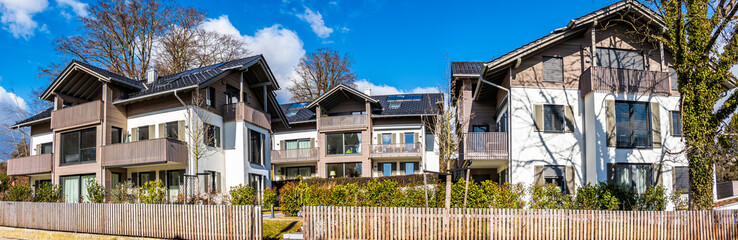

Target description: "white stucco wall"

left=272, top=129, right=318, bottom=150
left=224, top=121, right=271, bottom=191
left=30, top=132, right=53, bottom=155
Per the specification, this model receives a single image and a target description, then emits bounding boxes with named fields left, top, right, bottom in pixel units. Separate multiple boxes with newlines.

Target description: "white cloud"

left=296, top=7, right=333, bottom=38
left=354, top=79, right=440, bottom=96
left=0, top=85, right=27, bottom=113
left=201, top=15, right=306, bottom=102
left=56, top=0, right=88, bottom=18
left=0, top=0, right=48, bottom=39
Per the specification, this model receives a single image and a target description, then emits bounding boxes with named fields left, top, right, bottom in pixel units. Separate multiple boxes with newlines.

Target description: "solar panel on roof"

left=289, top=103, right=309, bottom=109
left=388, top=95, right=422, bottom=101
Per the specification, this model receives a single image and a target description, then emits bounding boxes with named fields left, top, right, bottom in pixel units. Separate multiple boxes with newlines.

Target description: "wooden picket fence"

left=0, top=202, right=262, bottom=240
left=302, top=206, right=738, bottom=240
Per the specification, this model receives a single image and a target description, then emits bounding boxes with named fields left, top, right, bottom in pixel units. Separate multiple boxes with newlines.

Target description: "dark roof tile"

left=451, top=62, right=485, bottom=76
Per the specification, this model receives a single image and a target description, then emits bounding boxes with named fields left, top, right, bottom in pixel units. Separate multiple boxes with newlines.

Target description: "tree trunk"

left=444, top=173, right=452, bottom=209
left=463, top=168, right=470, bottom=208
left=423, top=173, right=429, bottom=208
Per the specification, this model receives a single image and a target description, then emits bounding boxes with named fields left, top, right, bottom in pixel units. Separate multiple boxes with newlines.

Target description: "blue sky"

left=0, top=0, right=612, bottom=118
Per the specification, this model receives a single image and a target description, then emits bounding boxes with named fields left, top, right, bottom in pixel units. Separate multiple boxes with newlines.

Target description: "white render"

left=30, top=132, right=53, bottom=156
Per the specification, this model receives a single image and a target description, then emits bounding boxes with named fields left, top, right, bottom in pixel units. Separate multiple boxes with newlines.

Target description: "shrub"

left=364, top=180, right=400, bottom=207
left=110, top=181, right=137, bottom=203
left=0, top=173, right=10, bottom=193
left=599, top=181, right=637, bottom=210
left=669, top=188, right=689, bottom=210
left=34, top=182, right=62, bottom=202
left=279, top=181, right=301, bottom=216
left=229, top=184, right=256, bottom=205
left=574, top=183, right=619, bottom=210
left=85, top=180, right=106, bottom=203
left=636, top=185, right=667, bottom=211
left=450, top=178, right=484, bottom=208
left=139, top=180, right=165, bottom=204
left=6, top=184, right=32, bottom=202
left=262, top=187, right=278, bottom=206
left=479, top=182, right=526, bottom=209
left=528, top=184, right=574, bottom=209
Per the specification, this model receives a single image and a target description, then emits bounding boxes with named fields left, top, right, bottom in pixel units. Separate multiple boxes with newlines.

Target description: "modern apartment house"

left=7, top=55, right=288, bottom=202
left=452, top=1, right=690, bottom=199
left=270, top=84, right=441, bottom=180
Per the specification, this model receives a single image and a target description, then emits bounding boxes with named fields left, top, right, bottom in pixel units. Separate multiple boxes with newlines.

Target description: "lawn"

left=263, top=220, right=302, bottom=240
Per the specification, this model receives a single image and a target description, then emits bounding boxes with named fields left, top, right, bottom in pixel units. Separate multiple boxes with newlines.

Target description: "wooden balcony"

left=319, top=114, right=367, bottom=131
left=6, top=154, right=53, bottom=176
left=370, top=143, right=422, bottom=158
left=271, top=148, right=319, bottom=164
left=223, top=102, right=271, bottom=130
left=464, top=132, right=508, bottom=160
left=51, top=100, right=103, bottom=130
left=580, top=66, right=671, bottom=96
left=100, top=138, right=188, bottom=167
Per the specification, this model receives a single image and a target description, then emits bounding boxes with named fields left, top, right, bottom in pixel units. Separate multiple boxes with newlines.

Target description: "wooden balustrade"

left=223, top=103, right=271, bottom=130
left=464, top=132, right=508, bottom=160
left=101, top=138, right=188, bottom=167
left=580, top=66, right=671, bottom=96
left=370, top=143, right=422, bottom=158
left=319, top=114, right=367, bottom=131
left=6, top=154, right=52, bottom=176
left=271, top=148, right=319, bottom=164
left=50, top=100, right=102, bottom=130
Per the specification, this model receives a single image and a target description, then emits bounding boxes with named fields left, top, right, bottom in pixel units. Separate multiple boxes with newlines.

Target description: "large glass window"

left=165, top=122, right=178, bottom=140
left=472, top=125, right=489, bottom=133
left=544, top=105, right=565, bottom=132
left=138, top=171, right=155, bottom=186
left=61, top=128, right=96, bottom=165
left=326, top=132, right=361, bottom=155
left=542, top=56, right=563, bottom=82
left=327, top=162, right=362, bottom=178
left=285, top=139, right=311, bottom=149
left=137, top=126, right=149, bottom=140
left=61, top=174, right=95, bottom=203
left=381, top=133, right=392, bottom=145
left=167, top=170, right=184, bottom=202
left=615, top=101, right=651, bottom=148
left=40, top=142, right=52, bottom=154
left=596, top=48, right=645, bottom=70
left=425, top=133, right=434, bottom=151
left=249, top=130, right=264, bottom=165
left=284, top=166, right=315, bottom=180
left=111, top=127, right=122, bottom=144
left=671, top=111, right=683, bottom=136
left=615, top=164, right=653, bottom=194
left=226, top=85, right=239, bottom=104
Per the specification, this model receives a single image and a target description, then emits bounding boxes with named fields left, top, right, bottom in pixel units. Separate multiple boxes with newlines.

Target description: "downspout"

left=479, top=74, right=512, bottom=183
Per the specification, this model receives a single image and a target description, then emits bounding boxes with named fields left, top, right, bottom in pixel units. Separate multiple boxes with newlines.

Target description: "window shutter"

left=310, top=138, right=315, bottom=148
left=414, top=133, right=419, bottom=143
left=158, top=123, right=166, bottom=138
left=400, top=133, right=405, bottom=144
left=668, top=112, right=673, bottom=136
left=216, top=172, right=222, bottom=193
left=35, top=144, right=40, bottom=155
left=606, top=100, right=616, bottom=147
left=534, top=105, right=544, bottom=131
left=391, top=133, right=397, bottom=144
left=280, top=140, right=285, bottom=150
left=565, top=106, right=574, bottom=133
left=131, top=128, right=138, bottom=142
left=177, top=121, right=185, bottom=141
left=651, top=102, right=662, bottom=148
left=607, top=163, right=615, bottom=182
left=148, top=125, right=156, bottom=140
left=653, top=164, right=663, bottom=187
left=542, top=56, right=563, bottom=82
left=534, top=166, right=544, bottom=186
left=565, top=166, right=575, bottom=194
left=376, top=134, right=381, bottom=144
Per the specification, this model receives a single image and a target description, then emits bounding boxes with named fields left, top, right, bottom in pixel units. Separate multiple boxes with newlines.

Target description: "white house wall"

left=30, top=132, right=53, bottom=156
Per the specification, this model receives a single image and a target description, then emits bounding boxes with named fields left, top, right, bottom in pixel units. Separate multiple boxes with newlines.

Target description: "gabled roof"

left=482, top=0, right=665, bottom=77
left=451, top=62, right=485, bottom=77
left=41, top=60, right=145, bottom=100
left=11, top=107, right=52, bottom=129
left=305, top=84, right=380, bottom=110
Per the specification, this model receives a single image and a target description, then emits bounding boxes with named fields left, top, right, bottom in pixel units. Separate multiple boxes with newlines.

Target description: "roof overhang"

left=306, top=84, right=380, bottom=110
left=10, top=117, right=50, bottom=129
left=41, top=61, right=143, bottom=101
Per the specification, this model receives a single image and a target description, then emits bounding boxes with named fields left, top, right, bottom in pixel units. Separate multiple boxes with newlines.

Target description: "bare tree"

left=289, top=48, right=357, bottom=102
left=179, top=90, right=217, bottom=200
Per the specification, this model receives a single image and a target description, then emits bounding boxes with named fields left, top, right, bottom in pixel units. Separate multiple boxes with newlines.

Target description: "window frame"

left=137, top=126, right=150, bottom=141
left=542, top=165, right=567, bottom=193
left=425, top=133, right=434, bottom=151
left=249, top=129, right=265, bottom=165
left=671, top=111, right=683, bottom=136
left=543, top=104, right=566, bottom=133
left=400, top=162, right=420, bottom=175
left=326, top=132, right=362, bottom=156
left=225, top=85, right=239, bottom=105
left=673, top=166, right=690, bottom=192
left=205, top=124, right=221, bottom=148
left=60, top=127, right=96, bottom=165
left=615, top=101, right=653, bottom=149
left=595, top=47, right=646, bottom=70
left=326, top=162, right=362, bottom=178
left=472, top=125, right=489, bottom=133
left=164, top=121, right=178, bottom=140
left=40, top=142, right=53, bottom=154
left=206, top=87, right=216, bottom=107
left=111, top=127, right=122, bottom=144
left=60, top=174, right=96, bottom=203
left=613, top=163, right=654, bottom=194
left=542, top=56, right=564, bottom=83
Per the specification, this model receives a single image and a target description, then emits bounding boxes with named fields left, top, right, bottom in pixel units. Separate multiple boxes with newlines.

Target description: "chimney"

left=146, top=68, right=158, bottom=84
left=363, top=88, right=371, bottom=96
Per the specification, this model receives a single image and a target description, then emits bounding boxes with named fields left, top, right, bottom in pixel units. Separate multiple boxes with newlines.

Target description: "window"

left=285, top=139, right=311, bottom=149
left=284, top=166, right=315, bottom=180
left=138, top=171, right=155, bottom=186
left=205, top=124, right=221, bottom=147
left=425, top=133, right=434, bottom=151
left=327, top=162, right=362, bottom=178
left=379, top=162, right=395, bottom=176
left=40, top=142, right=52, bottom=154
left=138, top=126, right=150, bottom=141
left=543, top=166, right=566, bottom=193
left=61, top=128, right=96, bottom=165
left=387, top=95, right=422, bottom=101
left=249, top=174, right=263, bottom=191
left=404, top=132, right=415, bottom=150
left=542, top=56, right=563, bottom=82
left=111, top=173, right=121, bottom=188
left=671, top=111, right=683, bottom=136
left=166, top=170, right=184, bottom=202
left=389, top=103, right=401, bottom=109
left=614, top=164, right=653, bottom=194
left=669, top=66, right=678, bottom=91
left=381, top=133, right=392, bottom=145
left=596, top=48, right=645, bottom=70
left=249, top=130, right=264, bottom=165
left=400, top=162, right=420, bottom=175
left=472, top=125, right=489, bottom=133
left=673, top=166, right=690, bottom=192
left=165, top=121, right=178, bottom=139
left=615, top=101, right=651, bottom=148
left=61, top=174, right=95, bottom=203
left=287, top=111, right=298, bottom=116
left=497, top=111, right=508, bottom=132
left=544, top=105, right=565, bottom=132
left=289, top=102, right=309, bottom=109
left=326, top=132, right=361, bottom=155
left=111, top=127, right=122, bottom=144
left=206, top=87, right=216, bottom=107
left=226, top=85, right=239, bottom=104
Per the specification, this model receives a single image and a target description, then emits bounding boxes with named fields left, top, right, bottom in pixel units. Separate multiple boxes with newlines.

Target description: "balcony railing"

left=319, top=114, right=367, bottom=131
left=464, top=132, right=508, bottom=160
left=223, top=102, right=271, bottom=130
left=370, top=143, right=422, bottom=158
left=6, top=154, right=52, bottom=176
left=580, top=66, right=671, bottom=96
left=51, top=100, right=103, bottom=130
left=101, top=138, right=188, bottom=167
left=271, top=148, right=319, bottom=164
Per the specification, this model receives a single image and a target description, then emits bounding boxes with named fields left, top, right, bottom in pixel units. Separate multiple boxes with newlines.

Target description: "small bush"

left=85, top=180, right=106, bottom=203
left=529, top=184, right=574, bottom=209
left=480, top=182, right=526, bottom=209
left=279, top=181, right=301, bottom=216
left=364, top=180, right=400, bottom=207
left=262, top=187, right=278, bottom=206
left=0, top=173, right=10, bottom=193
left=34, top=183, right=62, bottom=202
left=110, top=181, right=137, bottom=203
left=599, top=181, right=637, bottom=210
left=636, top=185, right=667, bottom=210
left=6, top=184, right=32, bottom=202
left=139, top=180, right=165, bottom=204
left=229, top=184, right=256, bottom=205
left=574, top=183, right=619, bottom=210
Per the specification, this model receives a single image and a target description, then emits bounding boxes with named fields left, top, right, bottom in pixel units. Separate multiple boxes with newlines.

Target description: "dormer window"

left=388, top=95, right=422, bottom=101
left=389, top=103, right=401, bottom=109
